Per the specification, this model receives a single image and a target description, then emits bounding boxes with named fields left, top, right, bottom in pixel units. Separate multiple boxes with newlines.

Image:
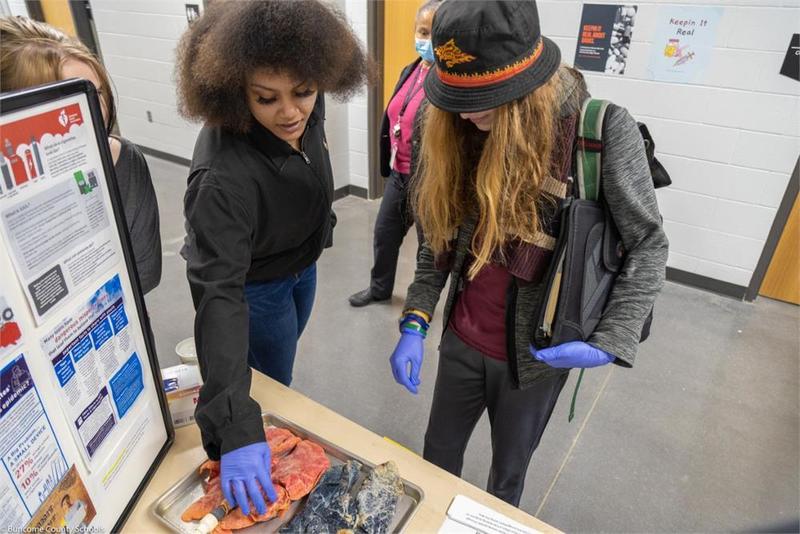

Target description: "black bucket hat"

left=424, top=0, right=561, bottom=113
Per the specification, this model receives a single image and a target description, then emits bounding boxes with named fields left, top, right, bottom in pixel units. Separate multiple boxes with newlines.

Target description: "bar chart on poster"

left=0, top=80, right=173, bottom=532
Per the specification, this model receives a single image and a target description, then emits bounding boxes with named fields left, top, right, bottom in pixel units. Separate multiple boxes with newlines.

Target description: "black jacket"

left=113, top=137, right=161, bottom=294
left=182, top=96, right=335, bottom=459
left=379, top=58, right=422, bottom=177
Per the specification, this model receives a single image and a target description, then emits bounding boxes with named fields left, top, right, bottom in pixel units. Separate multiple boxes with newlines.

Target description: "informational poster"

left=574, top=4, right=637, bottom=75
left=646, top=6, right=723, bottom=83
left=0, top=103, right=118, bottom=325
left=0, top=354, right=69, bottom=522
left=26, top=465, right=97, bottom=533
left=40, top=275, right=145, bottom=469
left=0, top=81, right=172, bottom=532
left=780, top=34, right=800, bottom=82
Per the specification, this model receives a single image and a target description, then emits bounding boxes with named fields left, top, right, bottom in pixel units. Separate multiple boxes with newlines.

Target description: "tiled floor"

left=144, top=153, right=799, bottom=533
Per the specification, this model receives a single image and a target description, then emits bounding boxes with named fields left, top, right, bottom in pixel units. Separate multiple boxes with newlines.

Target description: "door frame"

left=69, top=1, right=101, bottom=57
left=23, top=0, right=44, bottom=21
left=21, top=0, right=100, bottom=56
left=367, top=0, right=384, bottom=200
left=745, top=157, right=800, bottom=301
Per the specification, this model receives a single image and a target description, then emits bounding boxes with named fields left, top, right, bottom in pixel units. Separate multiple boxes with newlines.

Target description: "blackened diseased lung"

left=281, top=460, right=362, bottom=533
left=354, top=461, right=404, bottom=534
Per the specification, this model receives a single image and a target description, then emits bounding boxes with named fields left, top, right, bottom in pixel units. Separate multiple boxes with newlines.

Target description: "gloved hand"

left=390, top=330, right=424, bottom=394
left=531, top=341, right=615, bottom=368
left=220, top=442, right=278, bottom=516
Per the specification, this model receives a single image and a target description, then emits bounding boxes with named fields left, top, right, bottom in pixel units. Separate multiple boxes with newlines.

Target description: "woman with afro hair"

left=176, top=0, right=370, bottom=515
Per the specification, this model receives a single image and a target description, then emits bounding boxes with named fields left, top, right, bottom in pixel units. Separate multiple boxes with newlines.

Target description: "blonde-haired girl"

left=390, top=0, right=668, bottom=505
left=0, top=16, right=162, bottom=293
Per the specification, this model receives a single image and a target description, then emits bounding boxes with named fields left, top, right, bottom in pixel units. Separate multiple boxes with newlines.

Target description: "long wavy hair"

left=413, top=71, right=563, bottom=279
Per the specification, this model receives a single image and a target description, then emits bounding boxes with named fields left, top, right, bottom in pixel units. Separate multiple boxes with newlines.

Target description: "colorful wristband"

left=400, top=314, right=429, bottom=335
left=401, top=323, right=427, bottom=338
left=402, top=312, right=429, bottom=330
left=403, top=308, right=431, bottom=323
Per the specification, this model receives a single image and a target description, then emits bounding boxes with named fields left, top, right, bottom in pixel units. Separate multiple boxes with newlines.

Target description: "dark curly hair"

left=176, top=0, right=371, bottom=132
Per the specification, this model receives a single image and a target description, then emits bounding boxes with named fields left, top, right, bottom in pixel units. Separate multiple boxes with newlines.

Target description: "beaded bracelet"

left=401, top=322, right=427, bottom=338
left=400, top=314, right=429, bottom=332
left=403, top=308, right=431, bottom=323
left=399, top=313, right=429, bottom=332
left=402, top=312, right=429, bottom=330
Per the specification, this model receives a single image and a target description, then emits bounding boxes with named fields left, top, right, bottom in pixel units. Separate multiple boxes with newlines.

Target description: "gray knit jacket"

left=404, top=67, right=669, bottom=389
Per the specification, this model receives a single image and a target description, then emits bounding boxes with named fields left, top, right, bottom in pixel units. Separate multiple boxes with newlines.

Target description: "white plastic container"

left=175, top=337, right=198, bottom=365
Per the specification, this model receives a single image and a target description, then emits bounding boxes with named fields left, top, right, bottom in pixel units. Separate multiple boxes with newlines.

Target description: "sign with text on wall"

left=0, top=79, right=173, bottom=532
left=574, top=4, right=638, bottom=75
left=779, top=34, right=800, bottom=82
left=646, top=6, right=724, bottom=83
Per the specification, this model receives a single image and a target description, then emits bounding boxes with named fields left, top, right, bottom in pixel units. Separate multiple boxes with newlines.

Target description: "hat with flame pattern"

left=424, top=0, right=561, bottom=113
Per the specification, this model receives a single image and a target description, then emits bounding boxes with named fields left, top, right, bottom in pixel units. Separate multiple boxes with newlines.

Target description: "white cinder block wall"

left=327, top=0, right=353, bottom=192
left=540, top=0, right=800, bottom=289
left=91, top=0, right=202, bottom=160
left=5, top=1, right=29, bottom=17
left=345, top=0, right=370, bottom=192
left=328, top=0, right=370, bottom=193
left=90, top=0, right=797, bottom=290
left=91, top=0, right=366, bottom=194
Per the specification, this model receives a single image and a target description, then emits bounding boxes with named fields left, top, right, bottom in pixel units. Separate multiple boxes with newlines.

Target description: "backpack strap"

left=576, top=98, right=611, bottom=202
left=567, top=97, right=611, bottom=423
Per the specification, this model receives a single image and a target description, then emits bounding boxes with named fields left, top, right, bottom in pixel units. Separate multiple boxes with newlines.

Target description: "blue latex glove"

left=532, top=341, right=615, bottom=368
left=390, top=330, right=424, bottom=394
left=220, top=442, right=278, bottom=516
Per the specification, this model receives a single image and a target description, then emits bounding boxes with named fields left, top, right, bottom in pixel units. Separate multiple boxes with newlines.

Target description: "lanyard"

left=398, top=64, right=427, bottom=120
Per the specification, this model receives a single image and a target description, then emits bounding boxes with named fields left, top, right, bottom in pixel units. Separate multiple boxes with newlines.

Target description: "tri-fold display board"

left=0, top=79, right=173, bottom=531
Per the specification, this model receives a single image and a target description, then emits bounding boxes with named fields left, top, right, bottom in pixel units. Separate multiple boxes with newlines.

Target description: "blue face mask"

left=415, top=38, right=435, bottom=63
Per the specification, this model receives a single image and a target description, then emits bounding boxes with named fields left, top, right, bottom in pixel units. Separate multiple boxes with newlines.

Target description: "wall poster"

left=0, top=354, right=69, bottom=524
left=646, top=6, right=724, bottom=83
left=39, top=275, right=146, bottom=470
left=574, top=4, right=638, bottom=75
left=0, top=80, right=172, bottom=532
left=0, top=102, right=119, bottom=325
left=779, top=34, right=800, bottom=82
left=26, top=464, right=97, bottom=533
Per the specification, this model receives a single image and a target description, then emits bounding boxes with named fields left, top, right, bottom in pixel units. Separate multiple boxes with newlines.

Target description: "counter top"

left=123, top=373, right=561, bottom=533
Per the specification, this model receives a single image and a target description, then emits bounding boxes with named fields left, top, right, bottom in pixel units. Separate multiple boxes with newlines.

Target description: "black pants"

left=370, top=171, right=423, bottom=298
left=423, top=329, right=568, bottom=506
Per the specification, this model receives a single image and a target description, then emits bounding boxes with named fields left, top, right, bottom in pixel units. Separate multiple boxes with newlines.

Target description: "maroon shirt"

left=450, top=261, right=511, bottom=361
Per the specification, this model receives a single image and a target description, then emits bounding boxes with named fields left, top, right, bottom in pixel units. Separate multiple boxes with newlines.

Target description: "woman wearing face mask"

left=389, top=0, right=668, bottom=506
left=0, top=16, right=162, bottom=294
left=349, top=0, right=441, bottom=307
left=175, top=0, right=369, bottom=518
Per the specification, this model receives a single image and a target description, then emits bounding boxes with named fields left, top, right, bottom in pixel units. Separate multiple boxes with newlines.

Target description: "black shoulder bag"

left=534, top=98, right=670, bottom=421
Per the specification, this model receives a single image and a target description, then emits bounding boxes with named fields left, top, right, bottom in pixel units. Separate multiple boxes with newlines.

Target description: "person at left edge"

left=176, top=1, right=370, bottom=517
left=0, top=17, right=162, bottom=294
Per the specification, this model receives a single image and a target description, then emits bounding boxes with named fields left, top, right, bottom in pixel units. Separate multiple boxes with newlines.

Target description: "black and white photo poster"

left=574, top=4, right=637, bottom=75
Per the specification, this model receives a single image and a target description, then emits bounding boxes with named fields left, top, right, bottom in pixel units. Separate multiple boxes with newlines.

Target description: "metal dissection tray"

left=152, top=413, right=424, bottom=533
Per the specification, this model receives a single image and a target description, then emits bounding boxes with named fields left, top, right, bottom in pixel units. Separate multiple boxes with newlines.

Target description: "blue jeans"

left=244, top=263, right=317, bottom=386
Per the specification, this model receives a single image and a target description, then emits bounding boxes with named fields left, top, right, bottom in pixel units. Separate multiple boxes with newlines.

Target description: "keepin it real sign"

left=646, top=6, right=723, bottom=84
